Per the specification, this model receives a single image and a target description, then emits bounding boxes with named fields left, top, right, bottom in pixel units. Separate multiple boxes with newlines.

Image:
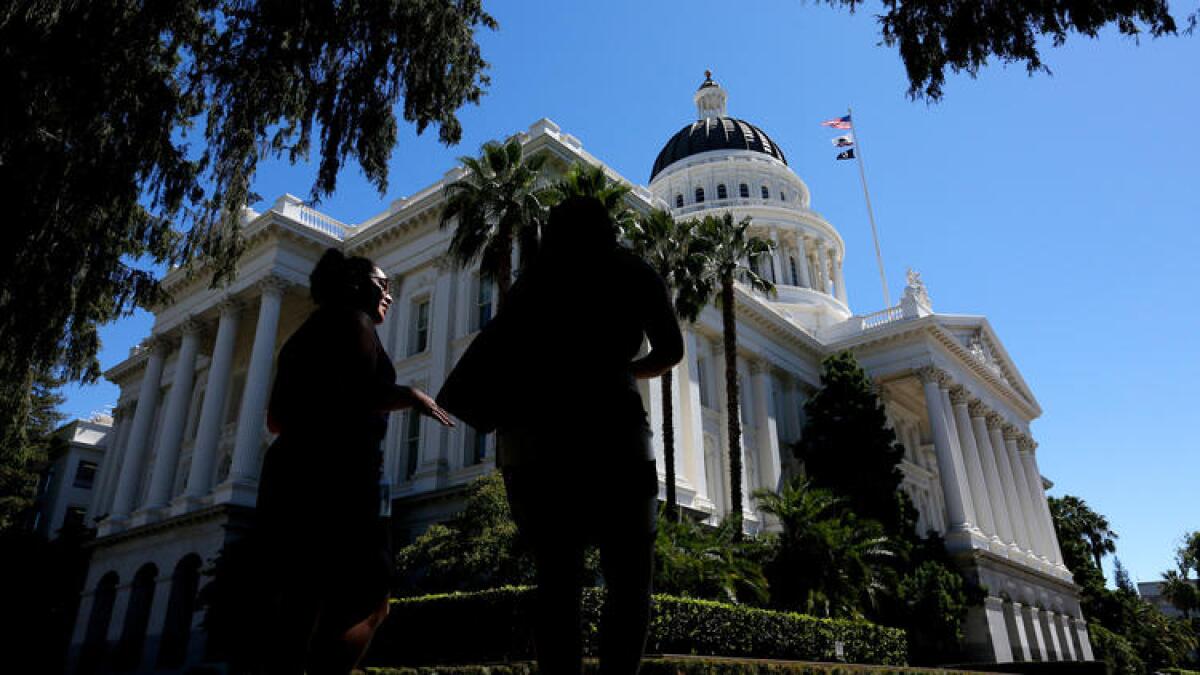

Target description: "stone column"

left=182, top=299, right=241, bottom=503
left=88, top=408, right=126, bottom=519
left=110, top=339, right=168, bottom=519
left=681, top=331, right=710, bottom=504
left=769, top=230, right=785, bottom=286
left=831, top=251, right=848, bottom=304
left=950, top=387, right=997, bottom=541
left=1023, top=605, right=1047, bottom=661
left=989, top=415, right=1032, bottom=554
left=1057, top=613, right=1078, bottom=660
left=1040, top=609, right=1063, bottom=660
left=141, top=573, right=175, bottom=667
left=1020, top=438, right=1064, bottom=565
left=796, top=237, right=813, bottom=289
left=1006, top=427, right=1050, bottom=562
left=970, top=400, right=1015, bottom=549
left=227, top=278, right=286, bottom=489
left=917, top=368, right=974, bottom=534
left=815, top=240, right=830, bottom=293
left=143, top=320, right=202, bottom=510
left=750, top=362, right=781, bottom=492
left=1073, top=617, right=1095, bottom=661
left=1005, top=601, right=1031, bottom=661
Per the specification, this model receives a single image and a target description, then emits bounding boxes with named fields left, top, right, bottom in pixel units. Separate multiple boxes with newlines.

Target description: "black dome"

left=650, top=117, right=787, bottom=181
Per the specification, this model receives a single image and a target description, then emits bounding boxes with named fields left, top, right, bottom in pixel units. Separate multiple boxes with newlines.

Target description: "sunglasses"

left=368, top=275, right=391, bottom=294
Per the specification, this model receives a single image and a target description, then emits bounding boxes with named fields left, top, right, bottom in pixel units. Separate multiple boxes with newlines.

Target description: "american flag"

left=821, top=114, right=852, bottom=130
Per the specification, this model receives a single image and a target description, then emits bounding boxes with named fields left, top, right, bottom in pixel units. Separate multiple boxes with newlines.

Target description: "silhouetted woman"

left=496, top=196, right=684, bottom=674
left=257, top=249, right=453, bottom=674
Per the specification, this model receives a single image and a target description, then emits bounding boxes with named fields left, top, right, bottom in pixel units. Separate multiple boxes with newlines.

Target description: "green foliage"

left=815, top=0, right=1177, bottom=101
left=754, top=478, right=895, bottom=619
left=367, top=587, right=908, bottom=668
left=895, top=561, right=971, bottom=665
left=441, top=138, right=550, bottom=307
left=547, top=162, right=636, bottom=232
left=654, top=511, right=770, bottom=606
left=1090, top=623, right=1147, bottom=675
left=0, top=0, right=495, bottom=434
left=394, top=472, right=540, bottom=594
left=369, top=657, right=992, bottom=675
left=1049, top=495, right=1119, bottom=580
left=793, top=352, right=907, bottom=534
left=0, top=367, right=66, bottom=533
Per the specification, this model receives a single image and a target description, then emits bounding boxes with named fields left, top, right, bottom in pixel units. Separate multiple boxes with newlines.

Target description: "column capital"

left=915, top=365, right=946, bottom=385
left=968, top=399, right=989, bottom=419
left=949, top=386, right=970, bottom=406
left=986, top=412, right=1006, bottom=430
left=748, top=360, right=766, bottom=375
left=1003, top=424, right=1021, bottom=440
left=1018, top=437, right=1037, bottom=453
left=255, top=274, right=291, bottom=296
left=178, top=315, right=204, bottom=338
left=216, top=295, right=243, bottom=317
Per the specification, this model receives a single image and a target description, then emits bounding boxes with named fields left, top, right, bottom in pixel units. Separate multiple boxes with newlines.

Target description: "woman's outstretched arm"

left=629, top=264, right=684, bottom=380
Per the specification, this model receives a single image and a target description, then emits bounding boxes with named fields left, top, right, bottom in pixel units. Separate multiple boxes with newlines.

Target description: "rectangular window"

left=463, top=427, right=490, bottom=466
left=408, top=299, right=431, bottom=356
left=697, top=356, right=711, bottom=409
left=789, top=257, right=798, bottom=286
left=472, top=275, right=494, bottom=332
left=403, top=409, right=422, bottom=480
left=73, top=460, right=98, bottom=489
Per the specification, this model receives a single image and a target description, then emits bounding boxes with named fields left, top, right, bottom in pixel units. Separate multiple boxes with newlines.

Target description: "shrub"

left=365, top=587, right=907, bottom=668
left=1089, top=624, right=1145, bottom=675
left=366, top=655, right=991, bottom=674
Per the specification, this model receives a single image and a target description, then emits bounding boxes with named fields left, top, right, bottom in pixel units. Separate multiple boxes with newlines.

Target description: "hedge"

left=367, top=654, right=994, bottom=675
left=365, top=587, right=907, bottom=668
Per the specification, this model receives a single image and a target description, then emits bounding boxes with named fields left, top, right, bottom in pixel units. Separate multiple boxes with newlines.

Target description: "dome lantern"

left=694, top=70, right=727, bottom=119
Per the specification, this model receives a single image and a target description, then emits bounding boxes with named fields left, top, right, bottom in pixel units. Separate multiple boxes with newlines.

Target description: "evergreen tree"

left=0, top=1, right=496, bottom=437
left=0, top=367, right=66, bottom=533
left=793, top=351, right=908, bottom=534
left=1114, top=557, right=1136, bottom=595
left=818, top=0, right=1177, bottom=101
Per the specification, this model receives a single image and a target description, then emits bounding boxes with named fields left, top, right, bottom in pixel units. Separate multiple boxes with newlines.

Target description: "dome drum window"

left=761, top=185, right=769, bottom=199
left=676, top=194, right=684, bottom=208
left=739, top=183, right=749, bottom=198
left=717, top=184, right=727, bottom=200
left=695, top=187, right=705, bottom=203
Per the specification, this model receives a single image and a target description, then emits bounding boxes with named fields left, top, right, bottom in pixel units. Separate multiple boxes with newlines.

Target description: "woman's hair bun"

left=310, top=248, right=349, bottom=306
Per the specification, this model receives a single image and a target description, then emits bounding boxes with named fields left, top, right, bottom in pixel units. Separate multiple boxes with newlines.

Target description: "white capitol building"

left=68, top=76, right=1092, bottom=672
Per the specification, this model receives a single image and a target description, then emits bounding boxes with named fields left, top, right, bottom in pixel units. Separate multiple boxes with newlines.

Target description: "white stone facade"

left=68, top=82, right=1091, bottom=672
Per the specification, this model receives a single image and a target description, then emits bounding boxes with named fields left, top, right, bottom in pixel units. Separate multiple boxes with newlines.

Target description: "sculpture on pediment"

left=899, top=268, right=933, bottom=317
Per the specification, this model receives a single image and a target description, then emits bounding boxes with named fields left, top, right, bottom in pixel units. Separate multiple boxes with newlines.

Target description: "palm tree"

left=440, top=138, right=549, bottom=309
left=1049, top=495, right=1118, bottom=577
left=697, top=212, right=775, bottom=536
left=624, top=210, right=715, bottom=517
left=547, top=162, right=637, bottom=232
left=754, top=478, right=895, bottom=618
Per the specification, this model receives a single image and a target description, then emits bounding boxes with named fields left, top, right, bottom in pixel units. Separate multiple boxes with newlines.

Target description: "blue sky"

left=62, top=1, right=1198, bottom=584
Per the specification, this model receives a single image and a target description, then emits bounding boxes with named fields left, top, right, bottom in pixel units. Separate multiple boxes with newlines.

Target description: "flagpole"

left=848, top=106, right=891, bottom=307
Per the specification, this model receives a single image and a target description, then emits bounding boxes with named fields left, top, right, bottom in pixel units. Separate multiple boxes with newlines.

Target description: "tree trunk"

left=661, top=368, right=677, bottom=519
left=496, top=225, right=514, bottom=311
left=721, top=278, right=743, bottom=538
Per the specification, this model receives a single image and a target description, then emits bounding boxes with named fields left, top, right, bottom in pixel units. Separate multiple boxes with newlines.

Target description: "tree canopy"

left=823, top=0, right=1178, bottom=100
left=0, top=0, right=495, bottom=448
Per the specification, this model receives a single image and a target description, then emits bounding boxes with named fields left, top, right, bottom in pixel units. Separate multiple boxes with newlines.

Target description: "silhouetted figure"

left=256, top=249, right=452, bottom=675
left=494, top=196, right=684, bottom=674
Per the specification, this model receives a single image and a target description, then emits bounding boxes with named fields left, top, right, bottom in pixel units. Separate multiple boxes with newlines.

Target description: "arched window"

left=761, top=185, right=770, bottom=199
left=717, top=184, right=727, bottom=200
left=695, top=187, right=705, bottom=203
left=739, top=183, right=750, bottom=198
left=79, top=572, right=119, bottom=675
left=157, top=555, right=203, bottom=668
left=779, top=191, right=786, bottom=201
left=675, top=194, right=684, bottom=208
left=114, top=563, right=158, bottom=672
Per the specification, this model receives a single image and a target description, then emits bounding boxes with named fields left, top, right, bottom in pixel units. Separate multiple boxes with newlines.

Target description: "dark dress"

left=256, top=305, right=396, bottom=606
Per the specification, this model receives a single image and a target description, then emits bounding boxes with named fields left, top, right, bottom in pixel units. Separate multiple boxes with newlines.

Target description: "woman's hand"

left=411, top=387, right=455, bottom=427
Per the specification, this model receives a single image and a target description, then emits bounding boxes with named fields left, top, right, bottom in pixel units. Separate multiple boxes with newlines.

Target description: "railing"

left=271, top=194, right=351, bottom=240
left=859, top=305, right=906, bottom=329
